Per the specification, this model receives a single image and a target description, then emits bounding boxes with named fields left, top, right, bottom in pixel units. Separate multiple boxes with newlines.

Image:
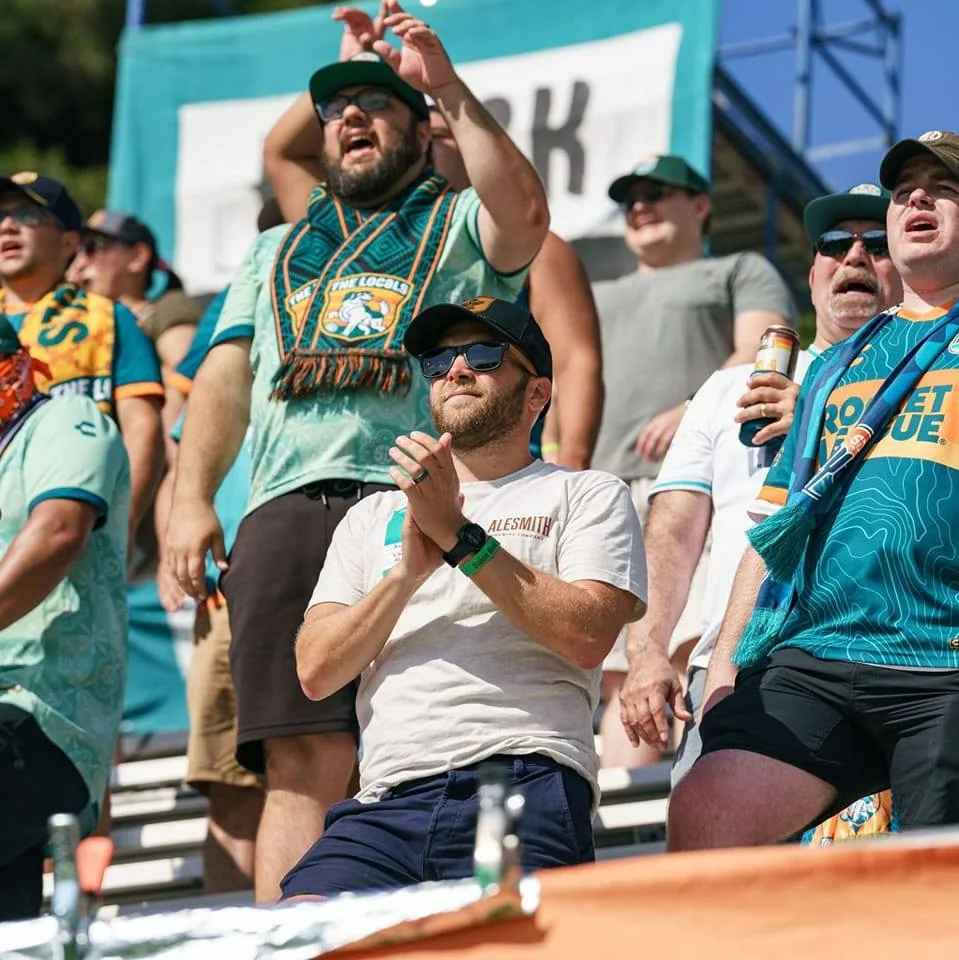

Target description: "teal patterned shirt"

left=759, top=305, right=959, bottom=668
left=211, top=187, right=526, bottom=516
left=0, top=396, right=130, bottom=801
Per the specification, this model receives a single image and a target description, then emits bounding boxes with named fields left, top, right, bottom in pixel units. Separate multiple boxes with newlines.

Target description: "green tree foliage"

left=0, top=0, right=334, bottom=212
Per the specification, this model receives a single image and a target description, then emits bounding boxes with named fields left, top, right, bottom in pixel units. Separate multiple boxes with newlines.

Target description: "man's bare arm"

left=116, top=395, right=164, bottom=537
left=528, top=234, right=603, bottom=469
left=0, top=499, right=98, bottom=630
left=263, top=92, right=325, bottom=224
left=620, top=490, right=710, bottom=747
left=700, top=545, right=766, bottom=717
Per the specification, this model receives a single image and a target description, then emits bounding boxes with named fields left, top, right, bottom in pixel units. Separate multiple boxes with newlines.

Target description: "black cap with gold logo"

left=404, top=296, right=552, bottom=379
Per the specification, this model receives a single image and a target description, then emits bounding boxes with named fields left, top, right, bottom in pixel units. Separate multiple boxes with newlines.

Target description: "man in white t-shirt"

left=284, top=296, right=646, bottom=898
left=618, top=185, right=902, bottom=785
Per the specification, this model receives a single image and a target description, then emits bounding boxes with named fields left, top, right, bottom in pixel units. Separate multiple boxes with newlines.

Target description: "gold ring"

left=411, top=468, right=429, bottom=484
left=760, top=403, right=768, bottom=420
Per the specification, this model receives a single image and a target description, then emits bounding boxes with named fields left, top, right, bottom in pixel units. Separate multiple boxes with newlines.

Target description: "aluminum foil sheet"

left=0, top=875, right=540, bottom=959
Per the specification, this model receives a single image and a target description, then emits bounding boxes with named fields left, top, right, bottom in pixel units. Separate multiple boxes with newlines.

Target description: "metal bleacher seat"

left=44, top=732, right=671, bottom=912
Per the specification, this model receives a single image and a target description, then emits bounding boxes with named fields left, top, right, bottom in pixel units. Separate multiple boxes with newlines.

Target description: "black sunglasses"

left=81, top=234, right=124, bottom=256
left=622, top=182, right=675, bottom=209
left=815, top=229, right=889, bottom=259
left=315, top=88, right=393, bottom=123
left=418, top=342, right=513, bottom=379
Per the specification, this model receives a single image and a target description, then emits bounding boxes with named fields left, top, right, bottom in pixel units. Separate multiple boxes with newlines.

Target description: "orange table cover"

left=359, top=837, right=959, bottom=958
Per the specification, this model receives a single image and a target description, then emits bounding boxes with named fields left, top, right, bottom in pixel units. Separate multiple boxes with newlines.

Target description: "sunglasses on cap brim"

left=815, top=229, right=889, bottom=259
left=417, top=341, right=537, bottom=379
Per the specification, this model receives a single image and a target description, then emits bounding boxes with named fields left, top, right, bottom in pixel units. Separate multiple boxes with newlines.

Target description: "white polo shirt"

left=650, top=349, right=819, bottom=670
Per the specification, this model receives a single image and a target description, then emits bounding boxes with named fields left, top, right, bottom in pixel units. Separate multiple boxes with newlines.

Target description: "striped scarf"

left=734, top=301, right=959, bottom=667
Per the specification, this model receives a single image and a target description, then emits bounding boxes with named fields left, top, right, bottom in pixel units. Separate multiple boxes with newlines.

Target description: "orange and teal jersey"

left=8, top=291, right=163, bottom=418
left=757, top=304, right=959, bottom=669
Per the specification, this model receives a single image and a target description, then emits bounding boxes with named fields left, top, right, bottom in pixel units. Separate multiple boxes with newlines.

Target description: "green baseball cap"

left=309, top=52, right=429, bottom=122
left=803, top=183, right=891, bottom=244
left=879, top=130, right=959, bottom=189
left=0, top=316, right=23, bottom=357
left=607, top=154, right=709, bottom=203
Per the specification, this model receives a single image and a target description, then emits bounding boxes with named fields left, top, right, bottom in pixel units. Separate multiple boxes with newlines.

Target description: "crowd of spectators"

left=2, top=0, right=958, bottom=921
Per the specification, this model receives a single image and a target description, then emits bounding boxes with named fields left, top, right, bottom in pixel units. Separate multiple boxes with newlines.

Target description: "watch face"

left=463, top=523, right=487, bottom=549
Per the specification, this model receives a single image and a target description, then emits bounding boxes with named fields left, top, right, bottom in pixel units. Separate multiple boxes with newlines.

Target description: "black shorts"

left=0, top=704, right=89, bottom=920
left=223, top=480, right=394, bottom=774
left=699, top=647, right=959, bottom=828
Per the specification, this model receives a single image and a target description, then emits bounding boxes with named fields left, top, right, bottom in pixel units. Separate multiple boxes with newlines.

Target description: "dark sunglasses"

left=0, top=206, right=56, bottom=229
left=622, top=182, right=675, bottom=209
left=80, top=234, right=121, bottom=257
left=315, top=88, right=394, bottom=123
left=815, top=229, right=889, bottom=259
left=418, top=342, right=514, bottom=379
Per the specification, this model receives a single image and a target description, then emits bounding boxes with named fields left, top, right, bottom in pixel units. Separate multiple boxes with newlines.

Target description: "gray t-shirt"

left=591, top=253, right=796, bottom=481
left=308, top=461, right=648, bottom=809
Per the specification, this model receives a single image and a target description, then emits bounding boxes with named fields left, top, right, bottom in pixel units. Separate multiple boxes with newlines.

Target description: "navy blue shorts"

left=280, top=753, right=595, bottom=898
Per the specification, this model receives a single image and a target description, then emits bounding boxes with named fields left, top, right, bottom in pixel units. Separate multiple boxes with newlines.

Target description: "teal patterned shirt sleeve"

left=22, top=396, right=129, bottom=528
left=113, top=302, right=163, bottom=391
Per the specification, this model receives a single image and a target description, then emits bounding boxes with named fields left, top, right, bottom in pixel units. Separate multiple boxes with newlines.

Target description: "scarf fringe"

left=732, top=604, right=788, bottom=668
left=271, top=348, right=412, bottom=400
left=747, top=502, right=816, bottom=583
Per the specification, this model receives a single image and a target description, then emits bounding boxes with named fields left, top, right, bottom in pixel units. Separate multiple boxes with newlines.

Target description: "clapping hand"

left=333, top=2, right=388, bottom=61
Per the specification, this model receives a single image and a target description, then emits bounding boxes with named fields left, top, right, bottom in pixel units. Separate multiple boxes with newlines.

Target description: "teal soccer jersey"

left=0, top=396, right=130, bottom=801
left=758, top=305, right=959, bottom=668
left=211, top=188, right=526, bottom=516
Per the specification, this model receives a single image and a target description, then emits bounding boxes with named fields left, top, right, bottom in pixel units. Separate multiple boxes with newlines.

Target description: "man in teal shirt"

left=0, top=317, right=130, bottom=919
left=166, top=4, right=549, bottom=902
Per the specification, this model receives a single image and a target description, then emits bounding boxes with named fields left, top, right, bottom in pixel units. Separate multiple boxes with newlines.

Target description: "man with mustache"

left=286, top=296, right=646, bottom=898
left=166, top=0, right=548, bottom=901
left=668, top=131, right=959, bottom=848
left=619, top=185, right=901, bottom=794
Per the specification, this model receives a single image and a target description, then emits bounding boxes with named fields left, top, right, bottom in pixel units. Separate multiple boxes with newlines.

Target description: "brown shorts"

left=185, top=599, right=264, bottom=794
left=223, top=481, right=393, bottom=774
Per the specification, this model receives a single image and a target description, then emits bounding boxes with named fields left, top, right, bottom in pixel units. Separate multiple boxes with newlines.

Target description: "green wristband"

left=459, top=535, right=500, bottom=577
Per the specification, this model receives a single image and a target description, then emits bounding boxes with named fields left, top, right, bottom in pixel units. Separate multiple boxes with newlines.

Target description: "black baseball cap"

left=608, top=154, right=710, bottom=203
left=803, top=183, right=891, bottom=244
left=404, top=297, right=552, bottom=379
left=880, top=130, right=959, bottom=189
left=0, top=172, right=82, bottom=232
left=309, top=52, right=429, bottom=122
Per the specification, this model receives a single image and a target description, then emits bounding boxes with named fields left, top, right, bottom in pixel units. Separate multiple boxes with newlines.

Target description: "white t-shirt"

left=309, top=461, right=647, bottom=807
left=650, top=349, right=817, bottom=670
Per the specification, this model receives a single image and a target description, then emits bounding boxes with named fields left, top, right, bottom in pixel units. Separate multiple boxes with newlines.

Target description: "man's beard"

left=324, top=121, right=423, bottom=206
left=431, top=374, right=530, bottom=452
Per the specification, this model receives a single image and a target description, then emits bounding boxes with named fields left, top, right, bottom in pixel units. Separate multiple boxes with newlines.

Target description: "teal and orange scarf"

left=735, top=302, right=959, bottom=667
left=270, top=172, right=459, bottom=400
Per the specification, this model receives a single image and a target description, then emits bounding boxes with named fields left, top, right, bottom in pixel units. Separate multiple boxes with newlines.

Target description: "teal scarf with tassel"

left=734, top=301, right=959, bottom=667
left=270, top=172, right=458, bottom=400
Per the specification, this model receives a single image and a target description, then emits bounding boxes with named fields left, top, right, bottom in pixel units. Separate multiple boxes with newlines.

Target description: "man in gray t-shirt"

left=592, top=154, right=796, bottom=769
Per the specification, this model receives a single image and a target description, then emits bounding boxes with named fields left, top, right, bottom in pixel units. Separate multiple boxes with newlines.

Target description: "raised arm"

left=528, top=234, right=603, bottom=469
left=263, top=92, right=325, bottom=224
left=376, top=1, right=549, bottom=272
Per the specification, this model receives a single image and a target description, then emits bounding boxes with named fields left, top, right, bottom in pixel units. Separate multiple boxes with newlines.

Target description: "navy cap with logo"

left=803, top=183, right=891, bottom=245
left=404, top=297, right=552, bottom=380
left=879, top=130, right=959, bottom=190
left=608, top=154, right=710, bottom=204
left=309, top=52, right=429, bottom=122
left=0, top=172, right=82, bottom=232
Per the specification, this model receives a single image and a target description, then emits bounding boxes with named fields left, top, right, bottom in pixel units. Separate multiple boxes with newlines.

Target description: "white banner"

left=174, top=25, right=682, bottom=293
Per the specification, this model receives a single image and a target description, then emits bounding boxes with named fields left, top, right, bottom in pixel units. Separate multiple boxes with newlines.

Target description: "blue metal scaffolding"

left=719, top=0, right=901, bottom=165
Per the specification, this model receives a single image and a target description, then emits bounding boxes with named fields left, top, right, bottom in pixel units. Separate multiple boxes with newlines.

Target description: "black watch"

left=442, top=522, right=488, bottom=567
